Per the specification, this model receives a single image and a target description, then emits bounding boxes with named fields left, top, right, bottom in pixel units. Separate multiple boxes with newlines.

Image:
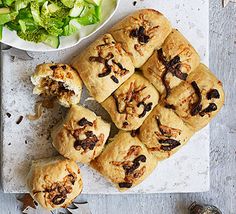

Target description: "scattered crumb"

left=25, top=140, right=28, bottom=144
left=16, top=116, right=24, bottom=125
left=46, top=135, right=51, bottom=141
left=6, top=113, right=11, bottom=118
left=133, top=1, right=137, bottom=6
left=8, top=143, right=11, bottom=146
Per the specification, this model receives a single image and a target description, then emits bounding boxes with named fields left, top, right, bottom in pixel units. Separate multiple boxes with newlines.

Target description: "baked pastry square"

left=110, top=9, right=172, bottom=68
left=31, top=63, right=83, bottom=107
left=52, top=105, right=111, bottom=163
left=166, top=64, right=225, bottom=131
left=102, top=73, right=159, bottom=131
left=142, top=29, right=200, bottom=97
left=27, top=156, right=83, bottom=210
left=72, top=34, right=135, bottom=103
left=91, top=131, right=157, bottom=191
left=139, top=104, right=194, bottom=160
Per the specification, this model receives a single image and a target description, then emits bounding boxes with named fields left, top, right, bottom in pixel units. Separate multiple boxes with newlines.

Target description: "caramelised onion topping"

left=157, top=49, right=188, bottom=98
left=164, top=103, right=176, bottom=110
left=156, top=118, right=165, bottom=135
left=190, top=81, right=203, bottom=116
left=138, top=102, right=153, bottom=118
left=122, top=155, right=146, bottom=175
left=118, top=182, right=132, bottom=188
left=89, top=51, right=128, bottom=84
left=74, top=131, right=99, bottom=151
left=78, top=118, right=93, bottom=127
left=34, top=172, right=77, bottom=206
left=207, top=89, right=220, bottom=100
left=118, top=154, right=146, bottom=189
left=159, top=139, right=181, bottom=151
left=112, top=83, right=151, bottom=120
left=155, top=117, right=181, bottom=151
left=130, top=26, right=150, bottom=44
left=112, top=94, right=125, bottom=114
left=199, top=103, right=217, bottom=117
left=111, top=75, right=119, bottom=84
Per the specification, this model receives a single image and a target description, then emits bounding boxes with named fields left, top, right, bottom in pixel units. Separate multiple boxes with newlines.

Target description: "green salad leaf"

left=0, top=0, right=102, bottom=48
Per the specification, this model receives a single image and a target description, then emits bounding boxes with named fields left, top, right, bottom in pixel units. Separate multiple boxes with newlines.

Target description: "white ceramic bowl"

left=1, top=0, right=119, bottom=52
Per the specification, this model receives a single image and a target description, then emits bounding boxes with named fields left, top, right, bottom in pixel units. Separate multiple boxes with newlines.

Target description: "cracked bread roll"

left=52, top=105, right=111, bottom=163
left=72, top=34, right=135, bottom=103
left=27, top=156, right=83, bottom=210
left=91, top=131, right=157, bottom=191
left=141, top=29, right=200, bottom=97
left=31, top=63, right=83, bottom=108
left=138, top=104, right=194, bottom=160
left=110, top=9, right=172, bottom=68
left=102, top=73, right=159, bottom=131
left=166, top=64, right=225, bottom=131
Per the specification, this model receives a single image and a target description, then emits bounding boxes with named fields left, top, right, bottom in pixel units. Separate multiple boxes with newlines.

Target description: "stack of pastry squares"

left=29, top=9, right=224, bottom=203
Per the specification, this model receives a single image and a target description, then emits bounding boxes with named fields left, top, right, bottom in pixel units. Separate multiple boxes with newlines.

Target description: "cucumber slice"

left=69, top=0, right=84, bottom=17
left=18, top=19, right=26, bottom=33
left=0, top=7, right=10, bottom=14
left=48, top=3, right=60, bottom=13
left=86, top=0, right=102, bottom=6
left=43, top=35, right=60, bottom=48
left=61, top=0, right=75, bottom=8
left=0, top=25, right=3, bottom=40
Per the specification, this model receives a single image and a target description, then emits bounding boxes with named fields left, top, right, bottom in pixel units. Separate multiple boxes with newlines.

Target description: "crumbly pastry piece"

left=141, top=29, right=200, bottom=97
left=91, top=131, right=157, bottom=191
left=102, top=73, right=159, bottom=131
left=31, top=64, right=83, bottom=108
left=71, top=34, right=135, bottom=103
left=138, top=104, right=194, bottom=160
left=27, top=156, right=83, bottom=210
left=166, top=64, right=225, bottom=131
left=110, top=9, right=172, bottom=68
left=52, top=105, right=111, bottom=163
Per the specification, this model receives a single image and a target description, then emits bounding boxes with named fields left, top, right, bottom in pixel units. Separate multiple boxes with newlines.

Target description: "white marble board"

left=1, top=0, right=209, bottom=193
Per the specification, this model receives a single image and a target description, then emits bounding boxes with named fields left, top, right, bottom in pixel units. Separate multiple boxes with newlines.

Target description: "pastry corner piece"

left=139, top=104, right=194, bottom=160
left=52, top=105, right=111, bottom=163
left=27, top=156, right=83, bottom=210
left=141, top=29, right=200, bottom=97
left=31, top=64, right=83, bottom=108
left=166, top=64, right=225, bottom=131
left=71, top=33, right=135, bottom=103
left=102, top=73, right=159, bottom=131
left=110, top=9, right=172, bottom=68
left=91, top=131, right=157, bottom=191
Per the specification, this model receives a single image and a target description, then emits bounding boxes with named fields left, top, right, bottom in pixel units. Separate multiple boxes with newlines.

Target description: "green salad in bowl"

left=0, top=0, right=105, bottom=48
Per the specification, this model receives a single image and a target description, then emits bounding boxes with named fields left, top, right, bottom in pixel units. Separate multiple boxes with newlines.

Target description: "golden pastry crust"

left=71, top=34, right=135, bottom=103
left=166, top=64, right=225, bottom=131
left=31, top=63, right=83, bottom=108
left=91, top=131, right=157, bottom=191
left=110, top=9, right=172, bottom=68
left=27, top=156, right=83, bottom=210
left=138, top=104, right=194, bottom=160
left=52, top=105, right=111, bottom=163
left=142, top=29, right=200, bottom=97
left=102, top=73, right=159, bottom=131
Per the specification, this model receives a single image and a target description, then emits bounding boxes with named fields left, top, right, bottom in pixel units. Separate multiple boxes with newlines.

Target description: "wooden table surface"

left=0, top=1, right=235, bottom=213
